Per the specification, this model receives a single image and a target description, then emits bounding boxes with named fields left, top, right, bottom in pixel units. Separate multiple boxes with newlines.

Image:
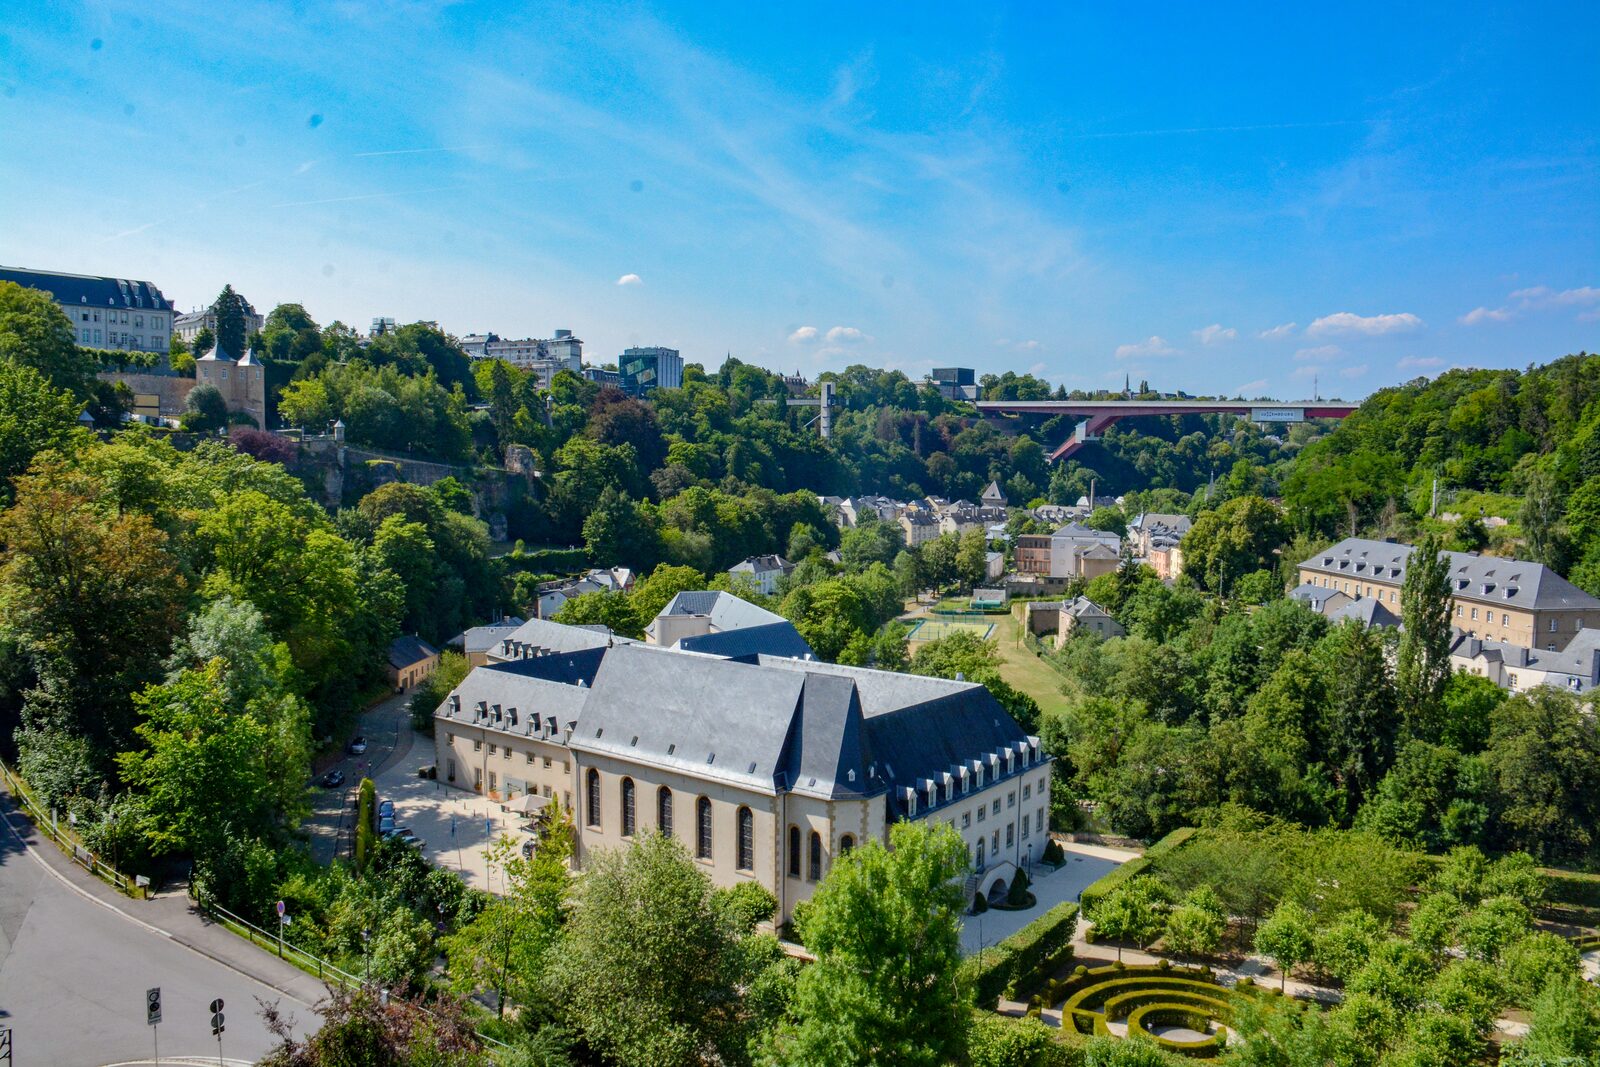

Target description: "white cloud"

left=1398, top=356, right=1445, bottom=371
left=1292, top=365, right=1323, bottom=378
left=788, top=325, right=819, bottom=344
left=616, top=273, right=643, bottom=286
left=1306, top=311, right=1423, bottom=338
left=1028, top=362, right=1048, bottom=376
left=1460, top=306, right=1513, bottom=325
left=825, top=325, right=867, bottom=343
left=1113, top=335, right=1179, bottom=360
left=1294, top=345, right=1341, bottom=362
left=1340, top=364, right=1369, bottom=379
left=1509, top=286, right=1549, bottom=301
left=1258, top=322, right=1297, bottom=341
left=1508, top=285, right=1599, bottom=317
left=1235, top=378, right=1269, bottom=395
left=1193, top=323, right=1237, bottom=345
left=1547, top=286, right=1600, bottom=307
left=1018, top=339, right=1042, bottom=351
left=295, top=160, right=318, bottom=174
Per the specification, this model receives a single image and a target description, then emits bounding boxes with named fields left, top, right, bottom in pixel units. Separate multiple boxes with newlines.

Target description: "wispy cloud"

left=1258, top=323, right=1297, bottom=341
left=1114, top=336, right=1179, bottom=360
left=1294, top=345, right=1341, bottom=362
left=825, top=325, right=867, bottom=343
left=1512, top=285, right=1599, bottom=309
left=1193, top=324, right=1237, bottom=345
left=616, top=273, right=643, bottom=286
left=1340, top=364, right=1369, bottom=379
left=1398, top=356, right=1445, bottom=370
left=1235, top=378, right=1269, bottom=394
left=1068, top=118, right=1371, bottom=140
left=295, top=160, right=318, bottom=174
left=1460, top=306, right=1512, bottom=325
left=788, top=325, right=819, bottom=343
left=1306, top=311, right=1423, bottom=338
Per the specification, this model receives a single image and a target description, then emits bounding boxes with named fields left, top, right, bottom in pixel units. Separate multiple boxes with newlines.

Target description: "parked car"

left=320, top=769, right=346, bottom=788
left=347, top=736, right=368, bottom=755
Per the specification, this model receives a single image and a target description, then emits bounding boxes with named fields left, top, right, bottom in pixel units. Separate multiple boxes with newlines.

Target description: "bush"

left=229, top=427, right=297, bottom=465
left=354, top=777, right=376, bottom=872
left=1041, top=839, right=1065, bottom=866
left=1009, top=868, right=1033, bottom=906
left=973, top=893, right=990, bottom=915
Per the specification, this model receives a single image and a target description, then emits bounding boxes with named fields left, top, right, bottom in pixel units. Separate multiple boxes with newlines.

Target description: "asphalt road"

left=304, top=689, right=415, bottom=865
left=0, top=801, right=316, bottom=1066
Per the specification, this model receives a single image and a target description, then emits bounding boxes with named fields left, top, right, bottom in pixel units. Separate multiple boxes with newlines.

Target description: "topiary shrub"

left=1042, top=838, right=1065, bottom=866
left=972, top=893, right=989, bottom=915
left=1008, top=868, right=1033, bottom=906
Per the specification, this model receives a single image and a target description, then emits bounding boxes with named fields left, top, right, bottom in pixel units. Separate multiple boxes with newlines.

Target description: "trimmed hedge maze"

left=1048, top=964, right=1274, bottom=1059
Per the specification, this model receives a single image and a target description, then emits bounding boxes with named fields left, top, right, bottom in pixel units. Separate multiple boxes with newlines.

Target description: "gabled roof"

left=388, top=634, right=439, bottom=670
left=1450, top=629, right=1600, bottom=687
left=0, top=266, right=171, bottom=310
left=1063, top=596, right=1113, bottom=619
left=1328, top=597, right=1400, bottom=629
left=500, top=617, right=625, bottom=656
left=674, top=622, right=815, bottom=662
left=653, top=590, right=786, bottom=630
left=730, top=554, right=790, bottom=577
left=981, top=480, right=1008, bottom=504
left=1288, top=582, right=1349, bottom=610
left=449, top=617, right=528, bottom=654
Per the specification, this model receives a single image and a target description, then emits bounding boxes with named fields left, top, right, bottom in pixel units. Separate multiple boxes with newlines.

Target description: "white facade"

left=1, top=267, right=174, bottom=353
left=461, top=329, right=583, bottom=389
left=173, top=300, right=264, bottom=344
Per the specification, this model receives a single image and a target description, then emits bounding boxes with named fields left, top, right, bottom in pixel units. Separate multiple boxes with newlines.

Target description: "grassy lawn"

left=987, top=611, right=1073, bottom=719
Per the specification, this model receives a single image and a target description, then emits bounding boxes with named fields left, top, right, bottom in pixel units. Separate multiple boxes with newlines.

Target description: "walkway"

left=304, top=689, right=416, bottom=865
left=959, top=846, right=1119, bottom=956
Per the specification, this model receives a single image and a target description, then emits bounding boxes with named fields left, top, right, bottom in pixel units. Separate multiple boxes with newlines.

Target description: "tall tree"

left=1396, top=535, right=1453, bottom=740
left=209, top=284, right=248, bottom=358
left=0, top=361, right=82, bottom=502
left=0, top=280, right=97, bottom=398
left=766, top=821, right=970, bottom=1067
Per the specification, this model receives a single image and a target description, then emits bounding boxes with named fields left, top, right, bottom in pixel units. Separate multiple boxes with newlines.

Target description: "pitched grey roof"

left=729, top=554, right=790, bottom=577
left=436, top=651, right=600, bottom=734
left=1450, top=629, right=1600, bottom=690
left=674, top=622, right=815, bottom=662
left=653, top=590, right=786, bottom=631
left=388, top=634, right=439, bottom=670
left=450, top=617, right=528, bottom=654
left=1301, top=537, right=1600, bottom=613
left=1063, top=596, right=1113, bottom=619
left=1328, top=597, right=1400, bottom=629
left=0, top=266, right=171, bottom=310
left=500, top=617, right=626, bottom=656
left=1288, top=582, right=1348, bottom=611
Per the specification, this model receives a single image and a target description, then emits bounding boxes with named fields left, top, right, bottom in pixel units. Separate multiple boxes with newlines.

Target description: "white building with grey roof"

left=434, top=619, right=1050, bottom=922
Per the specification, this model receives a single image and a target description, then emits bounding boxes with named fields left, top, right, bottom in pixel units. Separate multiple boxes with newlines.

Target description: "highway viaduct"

left=974, top=399, right=1360, bottom=461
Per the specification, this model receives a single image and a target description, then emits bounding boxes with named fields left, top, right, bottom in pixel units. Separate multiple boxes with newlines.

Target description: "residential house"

left=387, top=635, right=440, bottom=690
left=1057, top=597, right=1125, bottom=645
left=1050, top=523, right=1122, bottom=580
left=436, top=624, right=1050, bottom=922
left=1449, top=628, right=1600, bottom=696
left=728, top=555, right=793, bottom=596
left=1297, top=537, right=1600, bottom=651
left=1128, top=513, right=1193, bottom=557
left=981, top=481, right=1009, bottom=508
left=448, top=617, right=528, bottom=667
left=900, top=511, right=941, bottom=547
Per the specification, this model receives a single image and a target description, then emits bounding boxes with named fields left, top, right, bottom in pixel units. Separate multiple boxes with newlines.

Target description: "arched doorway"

left=987, top=877, right=1008, bottom=904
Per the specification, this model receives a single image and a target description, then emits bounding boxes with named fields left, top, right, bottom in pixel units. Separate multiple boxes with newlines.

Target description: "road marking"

left=0, top=801, right=313, bottom=1008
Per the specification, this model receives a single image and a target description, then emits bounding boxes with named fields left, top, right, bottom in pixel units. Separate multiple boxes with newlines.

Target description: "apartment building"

left=1, top=265, right=173, bottom=353
left=1297, top=537, right=1600, bottom=651
left=173, top=296, right=264, bottom=344
left=460, top=329, right=582, bottom=388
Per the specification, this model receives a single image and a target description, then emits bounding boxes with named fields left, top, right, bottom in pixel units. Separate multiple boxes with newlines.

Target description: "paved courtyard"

left=370, top=731, right=547, bottom=892
left=958, top=844, right=1123, bottom=956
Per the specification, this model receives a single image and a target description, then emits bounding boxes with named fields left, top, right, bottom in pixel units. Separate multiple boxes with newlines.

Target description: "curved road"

left=0, top=797, right=317, bottom=1065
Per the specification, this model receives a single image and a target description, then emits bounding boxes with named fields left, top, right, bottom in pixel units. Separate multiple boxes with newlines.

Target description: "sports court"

left=905, top=614, right=997, bottom=642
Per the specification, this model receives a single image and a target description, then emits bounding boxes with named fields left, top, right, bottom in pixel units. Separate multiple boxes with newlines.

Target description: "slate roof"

left=1063, top=596, right=1113, bottom=619
left=729, top=554, right=790, bottom=577
left=0, top=266, right=172, bottom=310
left=1288, top=582, right=1349, bottom=611
left=500, top=617, right=625, bottom=656
left=674, top=622, right=815, bottom=662
left=437, top=650, right=601, bottom=736
left=1451, top=628, right=1600, bottom=690
left=1328, top=597, right=1400, bottom=629
left=1131, top=512, right=1192, bottom=535
left=388, top=634, right=439, bottom=670
left=652, top=590, right=786, bottom=632
left=449, top=617, right=528, bottom=655
left=1300, top=537, right=1600, bottom=613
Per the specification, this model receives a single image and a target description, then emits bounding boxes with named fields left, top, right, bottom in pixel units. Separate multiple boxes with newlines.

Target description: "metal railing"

left=0, top=759, right=148, bottom=899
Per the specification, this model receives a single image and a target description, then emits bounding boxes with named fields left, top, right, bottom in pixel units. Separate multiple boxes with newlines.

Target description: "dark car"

left=320, top=769, right=346, bottom=788
left=347, top=736, right=368, bottom=755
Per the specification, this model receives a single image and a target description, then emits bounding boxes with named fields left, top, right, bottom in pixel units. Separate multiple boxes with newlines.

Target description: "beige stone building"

left=1056, top=597, right=1125, bottom=645
left=434, top=617, right=1050, bottom=921
left=1297, top=537, right=1600, bottom=651
left=194, top=345, right=268, bottom=429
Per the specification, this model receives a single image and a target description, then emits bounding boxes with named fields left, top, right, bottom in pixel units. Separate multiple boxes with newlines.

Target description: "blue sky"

left=2, top=1, right=1595, bottom=400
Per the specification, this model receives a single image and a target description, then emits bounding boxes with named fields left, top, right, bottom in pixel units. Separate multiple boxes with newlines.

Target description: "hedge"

left=1413, top=852, right=1600, bottom=909
left=1126, top=1003, right=1226, bottom=1056
left=1079, top=827, right=1200, bottom=915
left=964, top=901, right=1081, bottom=1005
left=354, top=777, right=376, bottom=872
left=502, top=546, right=588, bottom=576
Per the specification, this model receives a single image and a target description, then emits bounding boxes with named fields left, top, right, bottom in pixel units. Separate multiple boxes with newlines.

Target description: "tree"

left=444, top=804, right=572, bottom=1015
left=0, top=361, right=82, bottom=502
left=552, top=590, right=644, bottom=640
left=190, top=325, right=215, bottom=360
left=767, top=821, right=970, bottom=1067
left=1501, top=932, right=1581, bottom=1004
left=1255, top=900, right=1315, bottom=990
left=630, top=564, right=707, bottom=623
left=1482, top=688, right=1600, bottom=862
left=1312, top=909, right=1384, bottom=983
left=1504, top=976, right=1600, bottom=1066
left=1163, top=885, right=1226, bottom=961
left=582, top=488, right=661, bottom=570
left=182, top=382, right=229, bottom=434
left=957, top=527, right=988, bottom=590
left=967, top=1015, right=1065, bottom=1067
left=0, top=279, right=97, bottom=398
left=258, top=985, right=483, bottom=1067
left=550, top=832, right=751, bottom=1067
left=1181, top=495, right=1288, bottom=596
left=209, top=284, right=248, bottom=358
left=1396, top=536, right=1452, bottom=739
left=1089, top=876, right=1171, bottom=961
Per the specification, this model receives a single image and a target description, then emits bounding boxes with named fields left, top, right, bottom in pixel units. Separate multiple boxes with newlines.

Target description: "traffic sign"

left=276, top=899, right=285, bottom=918
left=146, top=986, right=162, bottom=1026
left=209, top=998, right=224, bottom=1013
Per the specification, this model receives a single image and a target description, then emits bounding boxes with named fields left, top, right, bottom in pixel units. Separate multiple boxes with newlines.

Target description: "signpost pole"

left=276, top=899, right=286, bottom=958
left=146, top=986, right=162, bottom=1066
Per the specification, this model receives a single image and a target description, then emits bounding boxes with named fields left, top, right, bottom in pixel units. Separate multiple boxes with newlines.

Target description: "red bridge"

left=975, top=399, right=1360, bottom=461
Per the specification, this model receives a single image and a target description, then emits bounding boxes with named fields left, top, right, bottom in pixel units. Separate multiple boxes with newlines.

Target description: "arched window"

left=840, top=834, right=855, bottom=855
left=788, top=826, right=801, bottom=877
left=808, top=831, right=823, bottom=881
left=621, top=777, right=636, bottom=837
left=658, top=787, right=673, bottom=837
left=585, top=768, right=601, bottom=828
left=696, top=797, right=713, bottom=860
left=737, top=807, right=754, bottom=871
